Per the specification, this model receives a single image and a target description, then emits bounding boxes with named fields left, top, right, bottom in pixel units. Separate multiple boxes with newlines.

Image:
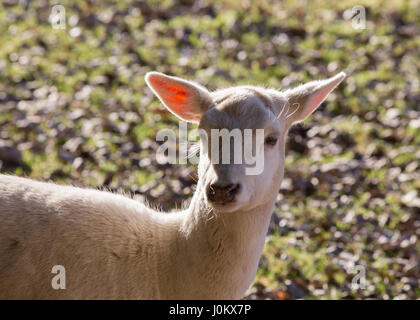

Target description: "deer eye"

left=265, top=135, right=278, bottom=146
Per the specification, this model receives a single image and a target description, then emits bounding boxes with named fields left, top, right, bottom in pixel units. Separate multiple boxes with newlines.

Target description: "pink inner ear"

left=149, top=77, right=188, bottom=112
left=304, top=88, right=330, bottom=117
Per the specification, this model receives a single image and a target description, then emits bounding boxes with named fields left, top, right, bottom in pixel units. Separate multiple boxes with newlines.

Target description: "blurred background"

left=0, top=0, right=419, bottom=299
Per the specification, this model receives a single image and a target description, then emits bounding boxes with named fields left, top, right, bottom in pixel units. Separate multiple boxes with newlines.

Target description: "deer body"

left=0, top=71, right=345, bottom=299
left=0, top=174, right=274, bottom=299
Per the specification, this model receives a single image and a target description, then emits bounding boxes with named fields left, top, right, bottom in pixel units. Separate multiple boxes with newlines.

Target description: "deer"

left=0, top=71, right=345, bottom=299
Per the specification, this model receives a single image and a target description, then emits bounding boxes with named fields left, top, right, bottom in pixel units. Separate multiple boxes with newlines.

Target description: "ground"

left=0, top=0, right=419, bottom=299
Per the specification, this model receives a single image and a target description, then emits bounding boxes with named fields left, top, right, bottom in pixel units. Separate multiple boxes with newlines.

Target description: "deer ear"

left=284, top=72, right=346, bottom=127
left=145, top=72, right=213, bottom=123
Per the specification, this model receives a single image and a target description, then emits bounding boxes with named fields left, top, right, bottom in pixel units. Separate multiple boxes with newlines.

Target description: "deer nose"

left=207, top=183, right=241, bottom=204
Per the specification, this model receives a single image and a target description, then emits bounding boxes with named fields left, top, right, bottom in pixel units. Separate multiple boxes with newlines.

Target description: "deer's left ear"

left=284, top=72, right=346, bottom=127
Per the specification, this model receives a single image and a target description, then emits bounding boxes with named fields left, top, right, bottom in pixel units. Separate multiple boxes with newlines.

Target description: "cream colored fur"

left=0, top=72, right=345, bottom=299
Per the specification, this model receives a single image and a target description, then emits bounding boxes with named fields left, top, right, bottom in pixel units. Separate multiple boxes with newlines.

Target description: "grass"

left=0, top=0, right=418, bottom=299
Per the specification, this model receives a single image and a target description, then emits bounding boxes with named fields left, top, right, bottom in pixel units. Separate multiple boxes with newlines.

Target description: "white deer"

left=0, top=71, right=345, bottom=299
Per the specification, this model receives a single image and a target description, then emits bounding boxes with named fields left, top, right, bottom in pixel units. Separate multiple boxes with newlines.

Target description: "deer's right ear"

left=145, top=72, right=213, bottom=123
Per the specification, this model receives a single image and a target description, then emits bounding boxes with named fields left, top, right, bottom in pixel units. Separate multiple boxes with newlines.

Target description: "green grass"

left=0, top=0, right=418, bottom=299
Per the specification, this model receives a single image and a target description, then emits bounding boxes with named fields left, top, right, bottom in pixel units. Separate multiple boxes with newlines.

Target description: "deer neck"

left=174, top=180, right=275, bottom=299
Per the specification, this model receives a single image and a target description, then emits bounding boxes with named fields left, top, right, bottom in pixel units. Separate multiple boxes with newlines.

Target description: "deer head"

left=146, top=72, right=345, bottom=213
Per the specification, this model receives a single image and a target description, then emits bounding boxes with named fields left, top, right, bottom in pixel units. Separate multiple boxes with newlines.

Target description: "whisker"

left=276, top=102, right=290, bottom=120
left=187, top=143, right=200, bottom=159
left=286, top=103, right=301, bottom=119
left=189, top=173, right=198, bottom=183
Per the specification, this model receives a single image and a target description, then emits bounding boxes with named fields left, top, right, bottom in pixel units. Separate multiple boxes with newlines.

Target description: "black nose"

left=207, top=183, right=241, bottom=204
